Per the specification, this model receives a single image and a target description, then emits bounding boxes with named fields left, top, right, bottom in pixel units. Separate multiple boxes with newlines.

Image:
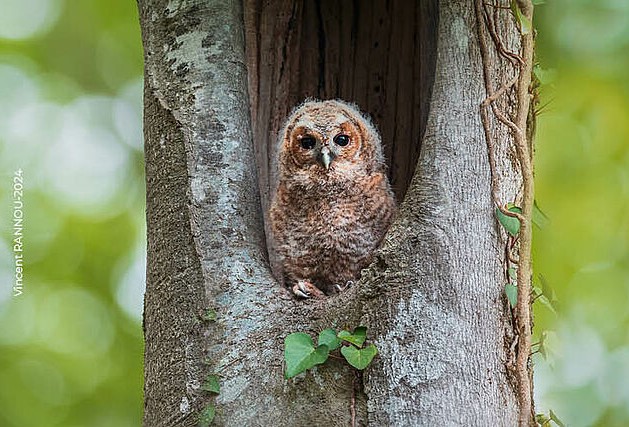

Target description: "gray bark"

left=360, top=2, right=519, bottom=424
left=140, top=0, right=521, bottom=426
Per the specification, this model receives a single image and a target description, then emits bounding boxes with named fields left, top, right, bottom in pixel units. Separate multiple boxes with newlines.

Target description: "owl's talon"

left=293, top=286, right=310, bottom=298
left=293, top=280, right=325, bottom=299
left=336, top=280, right=354, bottom=293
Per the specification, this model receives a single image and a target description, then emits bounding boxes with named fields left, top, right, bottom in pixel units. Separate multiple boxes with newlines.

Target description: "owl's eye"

left=300, top=136, right=316, bottom=150
left=333, top=134, right=350, bottom=147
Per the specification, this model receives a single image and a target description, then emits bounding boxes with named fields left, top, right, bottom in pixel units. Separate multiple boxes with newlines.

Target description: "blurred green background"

left=0, top=0, right=144, bottom=426
left=533, top=1, right=629, bottom=426
left=0, top=1, right=627, bottom=426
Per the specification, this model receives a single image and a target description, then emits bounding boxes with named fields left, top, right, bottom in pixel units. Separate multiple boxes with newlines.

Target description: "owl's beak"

left=319, top=146, right=335, bottom=170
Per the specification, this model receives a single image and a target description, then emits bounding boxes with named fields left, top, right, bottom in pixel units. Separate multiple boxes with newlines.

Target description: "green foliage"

left=533, top=65, right=557, bottom=87
left=337, top=326, right=367, bottom=347
left=533, top=330, right=559, bottom=361
left=198, top=405, right=216, bottom=427
left=284, top=333, right=329, bottom=379
left=203, top=309, right=217, bottom=322
left=284, top=327, right=378, bottom=379
left=201, top=375, right=221, bottom=394
left=318, top=329, right=341, bottom=351
left=510, top=0, right=533, bottom=35
left=532, top=275, right=558, bottom=315
left=532, top=200, right=550, bottom=229
left=536, top=409, right=566, bottom=427
left=496, top=205, right=522, bottom=236
left=340, top=344, right=378, bottom=370
left=505, top=283, right=518, bottom=308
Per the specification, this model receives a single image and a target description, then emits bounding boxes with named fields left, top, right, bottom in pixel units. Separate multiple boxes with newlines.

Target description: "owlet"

left=269, top=99, right=396, bottom=298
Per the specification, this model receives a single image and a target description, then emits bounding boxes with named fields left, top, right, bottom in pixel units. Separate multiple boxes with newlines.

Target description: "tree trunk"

left=139, top=0, right=528, bottom=425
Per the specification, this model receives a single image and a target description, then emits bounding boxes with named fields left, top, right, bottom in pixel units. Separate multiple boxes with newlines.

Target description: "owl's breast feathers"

left=270, top=171, right=395, bottom=292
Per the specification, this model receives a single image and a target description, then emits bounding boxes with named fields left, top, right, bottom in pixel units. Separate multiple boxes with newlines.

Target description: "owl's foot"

left=335, top=280, right=354, bottom=293
left=292, top=280, right=325, bottom=299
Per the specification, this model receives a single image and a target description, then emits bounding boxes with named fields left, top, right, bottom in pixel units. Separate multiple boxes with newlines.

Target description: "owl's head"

left=278, top=99, right=385, bottom=182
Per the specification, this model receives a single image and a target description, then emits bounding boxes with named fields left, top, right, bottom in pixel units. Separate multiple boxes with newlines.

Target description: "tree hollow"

left=244, top=0, right=439, bottom=211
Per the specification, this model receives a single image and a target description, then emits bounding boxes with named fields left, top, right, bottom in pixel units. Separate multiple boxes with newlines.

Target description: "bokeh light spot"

left=0, top=0, right=63, bottom=40
left=35, top=287, right=114, bottom=358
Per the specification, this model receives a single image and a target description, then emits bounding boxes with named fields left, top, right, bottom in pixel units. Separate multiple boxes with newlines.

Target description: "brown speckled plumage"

left=269, top=99, right=396, bottom=297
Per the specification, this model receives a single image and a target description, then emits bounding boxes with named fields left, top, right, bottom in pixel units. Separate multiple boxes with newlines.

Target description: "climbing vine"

left=475, top=0, right=536, bottom=425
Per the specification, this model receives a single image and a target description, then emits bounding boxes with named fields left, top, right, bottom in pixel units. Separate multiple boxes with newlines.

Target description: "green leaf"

left=537, top=275, right=559, bottom=314
left=533, top=199, right=550, bottom=229
left=505, top=283, right=518, bottom=308
left=198, top=404, right=215, bottom=427
left=341, top=343, right=378, bottom=370
left=496, top=206, right=521, bottom=236
left=337, top=326, right=367, bottom=347
left=201, top=374, right=220, bottom=394
left=537, top=295, right=558, bottom=315
left=536, top=330, right=559, bottom=361
left=536, top=413, right=551, bottom=425
left=284, top=333, right=329, bottom=379
left=533, top=65, right=556, bottom=86
left=532, top=286, right=542, bottom=299
left=508, top=267, right=517, bottom=281
left=202, top=309, right=217, bottom=322
left=510, top=0, right=532, bottom=34
left=550, top=410, right=566, bottom=427
left=539, top=274, right=553, bottom=299
left=318, top=328, right=341, bottom=351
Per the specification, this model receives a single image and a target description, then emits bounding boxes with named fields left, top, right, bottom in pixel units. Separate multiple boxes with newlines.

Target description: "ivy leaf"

left=508, top=267, right=517, bottom=281
left=532, top=286, right=542, bottom=299
left=202, top=309, right=217, bottom=322
left=535, top=413, right=551, bottom=427
left=510, top=0, right=532, bottom=34
left=284, top=333, right=329, bottom=379
left=533, top=199, right=550, bottom=229
left=533, top=65, right=556, bottom=86
left=496, top=206, right=521, bottom=236
left=318, top=328, right=341, bottom=351
left=201, top=374, right=220, bottom=394
left=537, top=275, right=559, bottom=314
left=537, top=295, right=557, bottom=315
left=539, top=274, right=554, bottom=300
left=536, top=330, right=559, bottom=361
left=550, top=409, right=566, bottom=427
left=505, top=283, right=518, bottom=308
left=198, top=404, right=216, bottom=427
left=338, top=326, right=367, bottom=347
left=341, top=343, right=378, bottom=370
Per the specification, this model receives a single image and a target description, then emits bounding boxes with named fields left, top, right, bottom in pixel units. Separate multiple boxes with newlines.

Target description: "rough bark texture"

left=140, top=0, right=523, bottom=425
left=359, top=2, right=519, bottom=424
left=140, top=1, right=365, bottom=425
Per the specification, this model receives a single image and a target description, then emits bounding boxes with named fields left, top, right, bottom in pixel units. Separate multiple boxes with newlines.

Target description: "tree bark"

left=139, top=0, right=526, bottom=425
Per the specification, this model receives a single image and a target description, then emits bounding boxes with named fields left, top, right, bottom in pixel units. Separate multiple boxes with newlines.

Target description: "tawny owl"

left=269, top=99, right=396, bottom=298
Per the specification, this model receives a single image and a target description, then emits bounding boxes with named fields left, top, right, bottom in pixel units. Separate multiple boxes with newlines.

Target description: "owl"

left=269, top=99, right=396, bottom=298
